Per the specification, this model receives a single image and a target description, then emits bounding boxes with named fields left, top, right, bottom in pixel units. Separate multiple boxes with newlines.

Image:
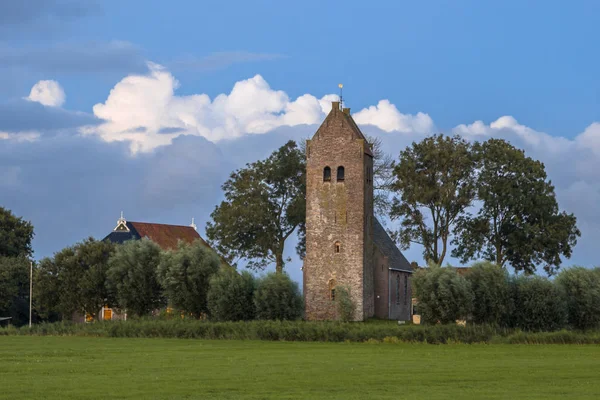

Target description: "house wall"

left=373, top=246, right=389, bottom=319
left=388, top=270, right=412, bottom=321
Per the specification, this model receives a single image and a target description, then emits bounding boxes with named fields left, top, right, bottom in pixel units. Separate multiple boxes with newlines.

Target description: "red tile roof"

left=129, top=222, right=200, bottom=250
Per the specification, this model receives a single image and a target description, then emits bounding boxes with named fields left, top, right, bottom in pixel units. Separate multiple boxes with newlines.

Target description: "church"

left=303, top=101, right=413, bottom=322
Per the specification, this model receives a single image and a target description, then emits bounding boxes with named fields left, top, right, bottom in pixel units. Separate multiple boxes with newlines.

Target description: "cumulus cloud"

left=26, top=80, right=66, bottom=107
left=352, top=99, right=435, bottom=134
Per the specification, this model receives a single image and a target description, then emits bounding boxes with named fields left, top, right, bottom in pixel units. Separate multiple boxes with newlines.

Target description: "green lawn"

left=0, top=337, right=599, bottom=399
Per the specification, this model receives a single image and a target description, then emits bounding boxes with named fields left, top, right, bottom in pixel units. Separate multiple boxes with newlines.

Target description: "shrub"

left=555, top=266, right=600, bottom=330
left=335, top=285, right=355, bottom=322
left=107, top=239, right=165, bottom=317
left=511, top=275, right=567, bottom=331
left=413, top=264, right=473, bottom=324
left=158, top=240, right=221, bottom=317
left=465, top=261, right=512, bottom=325
left=254, top=273, right=303, bottom=321
left=207, top=268, right=256, bottom=321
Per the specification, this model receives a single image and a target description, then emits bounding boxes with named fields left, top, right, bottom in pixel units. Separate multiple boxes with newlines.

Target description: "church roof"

left=103, top=221, right=201, bottom=250
left=373, top=218, right=412, bottom=273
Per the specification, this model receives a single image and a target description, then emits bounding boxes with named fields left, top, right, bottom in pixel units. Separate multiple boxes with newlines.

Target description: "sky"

left=1, top=0, right=599, bottom=285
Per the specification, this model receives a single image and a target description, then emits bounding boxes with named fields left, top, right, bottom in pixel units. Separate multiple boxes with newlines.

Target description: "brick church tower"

left=303, top=101, right=413, bottom=322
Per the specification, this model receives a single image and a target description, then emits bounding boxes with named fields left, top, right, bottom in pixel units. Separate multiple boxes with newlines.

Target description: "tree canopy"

left=390, top=134, right=477, bottom=265
left=206, top=140, right=305, bottom=274
left=452, top=139, right=580, bottom=275
left=0, top=207, right=34, bottom=258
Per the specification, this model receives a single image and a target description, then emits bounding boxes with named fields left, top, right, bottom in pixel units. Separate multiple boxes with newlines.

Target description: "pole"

left=29, top=261, right=32, bottom=328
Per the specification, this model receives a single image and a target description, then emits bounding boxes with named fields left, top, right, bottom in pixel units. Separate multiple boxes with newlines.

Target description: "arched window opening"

left=404, top=275, right=408, bottom=305
left=337, top=166, right=345, bottom=182
left=334, top=241, right=341, bottom=253
left=396, top=275, right=401, bottom=305
left=329, top=279, right=336, bottom=301
left=323, top=166, right=331, bottom=182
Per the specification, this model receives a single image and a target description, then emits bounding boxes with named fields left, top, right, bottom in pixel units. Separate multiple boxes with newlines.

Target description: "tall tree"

left=0, top=207, right=34, bottom=258
left=452, top=139, right=580, bottom=275
left=157, top=240, right=221, bottom=317
left=366, top=135, right=396, bottom=216
left=0, top=256, right=30, bottom=325
left=390, top=134, right=477, bottom=265
left=106, top=239, right=165, bottom=317
left=206, top=140, right=305, bottom=274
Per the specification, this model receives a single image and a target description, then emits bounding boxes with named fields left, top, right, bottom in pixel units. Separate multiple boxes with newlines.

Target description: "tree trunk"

left=275, top=251, right=284, bottom=274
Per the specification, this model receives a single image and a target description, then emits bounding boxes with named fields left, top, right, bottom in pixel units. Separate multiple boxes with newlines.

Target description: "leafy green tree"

left=413, top=264, right=473, bottom=324
left=555, top=266, right=600, bottom=330
left=465, top=261, right=512, bottom=325
left=0, top=256, right=30, bottom=325
left=511, top=275, right=567, bottom=331
left=158, top=240, right=221, bottom=317
left=453, top=139, right=580, bottom=275
left=32, top=238, right=115, bottom=320
left=390, top=134, right=477, bottom=265
left=0, top=207, right=34, bottom=258
left=107, top=239, right=165, bottom=317
left=254, top=272, right=303, bottom=320
left=207, top=268, right=256, bottom=321
left=206, top=140, right=305, bottom=274
left=335, top=285, right=356, bottom=322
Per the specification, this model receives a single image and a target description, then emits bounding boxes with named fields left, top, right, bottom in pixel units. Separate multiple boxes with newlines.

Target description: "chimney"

left=331, top=101, right=340, bottom=111
left=342, top=108, right=351, bottom=115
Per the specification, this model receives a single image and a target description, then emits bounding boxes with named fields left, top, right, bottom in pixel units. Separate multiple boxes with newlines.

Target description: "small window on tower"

left=323, top=166, right=331, bottom=182
left=337, top=166, right=345, bottom=182
left=329, top=279, right=337, bottom=301
left=334, top=241, right=341, bottom=253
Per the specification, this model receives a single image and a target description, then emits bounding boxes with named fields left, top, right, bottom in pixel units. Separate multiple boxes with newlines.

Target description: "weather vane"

left=338, top=83, right=343, bottom=109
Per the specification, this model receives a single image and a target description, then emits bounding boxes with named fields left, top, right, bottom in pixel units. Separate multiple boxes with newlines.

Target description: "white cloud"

left=26, top=80, right=66, bottom=107
left=352, top=99, right=435, bottom=134
left=0, top=130, right=40, bottom=142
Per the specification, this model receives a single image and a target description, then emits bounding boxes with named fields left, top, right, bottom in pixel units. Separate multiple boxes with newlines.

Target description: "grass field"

left=1, top=337, right=599, bottom=399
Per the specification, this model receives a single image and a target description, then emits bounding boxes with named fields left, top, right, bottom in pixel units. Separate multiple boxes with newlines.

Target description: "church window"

left=396, top=275, right=401, bottom=305
left=337, top=166, right=345, bottom=182
left=323, top=166, right=331, bottom=182
left=334, top=241, right=341, bottom=253
left=329, top=279, right=336, bottom=301
left=404, top=275, right=408, bottom=306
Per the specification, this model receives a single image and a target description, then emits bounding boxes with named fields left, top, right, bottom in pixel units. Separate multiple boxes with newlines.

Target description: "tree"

left=0, top=256, right=30, bottom=325
left=107, top=239, right=165, bottom=317
left=390, top=134, right=477, bottom=265
left=464, top=261, right=512, bottom=325
left=453, top=139, right=580, bottom=275
left=207, top=268, right=256, bottom=321
left=511, top=275, right=567, bottom=331
left=206, top=140, right=305, bottom=274
left=254, top=272, right=303, bottom=320
left=555, top=266, right=600, bottom=330
left=412, top=264, right=473, bottom=324
left=158, top=240, right=221, bottom=317
left=335, top=285, right=356, bottom=322
left=33, top=238, right=116, bottom=320
left=0, top=207, right=34, bottom=258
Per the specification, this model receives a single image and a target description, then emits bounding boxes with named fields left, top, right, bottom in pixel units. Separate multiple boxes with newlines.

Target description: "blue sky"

left=1, top=0, right=600, bottom=284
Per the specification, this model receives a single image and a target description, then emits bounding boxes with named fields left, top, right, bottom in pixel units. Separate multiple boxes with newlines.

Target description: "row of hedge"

left=2, top=320, right=600, bottom=344
left=414, top=263, right=600, bottom=331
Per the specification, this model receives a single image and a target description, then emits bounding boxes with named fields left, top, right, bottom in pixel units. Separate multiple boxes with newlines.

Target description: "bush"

left=413, top=264, right=473, bottom=324
left=555, top=267, right=600, bottom=330
left=254, top=273, right=303, bottom=321
left=207, top=268, right=256, bottom=321
left=511, top=275, right=567, bottom=331
left=158, top=240, right=221, bottom=317
left=107, top=239, right=165, bottom=317
left=465, top=261, right=512, bottom=325
left=335, top=285, right=355, bottom=322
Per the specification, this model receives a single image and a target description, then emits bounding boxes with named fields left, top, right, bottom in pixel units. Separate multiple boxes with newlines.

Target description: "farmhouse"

left=74, top=213, right=227, bottom=322
left=303, top=101, right=412, bottom=322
